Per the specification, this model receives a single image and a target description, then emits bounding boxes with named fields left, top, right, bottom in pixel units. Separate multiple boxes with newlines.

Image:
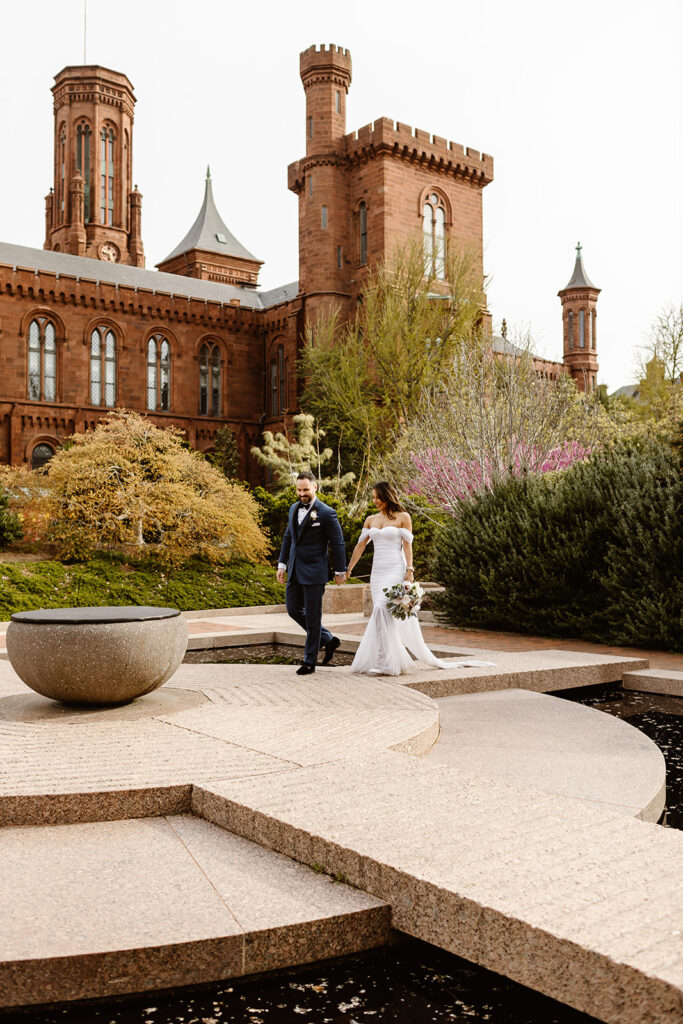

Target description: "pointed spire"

left=158, top=170, right=260, bottom=265
left=562, top=242, right=597, bottom=290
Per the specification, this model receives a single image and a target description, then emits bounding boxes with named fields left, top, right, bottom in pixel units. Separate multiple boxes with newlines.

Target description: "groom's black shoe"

left=296, top=663, right=316, bottom=675
left=321, top=636, right=341, bottom=666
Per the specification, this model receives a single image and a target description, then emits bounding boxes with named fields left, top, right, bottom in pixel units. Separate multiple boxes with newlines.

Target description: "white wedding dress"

left=350, top=526, right=495, bottom=676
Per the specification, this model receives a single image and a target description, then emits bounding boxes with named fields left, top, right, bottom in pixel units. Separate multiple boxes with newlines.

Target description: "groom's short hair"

left=297, top=470, right=317, bottom=484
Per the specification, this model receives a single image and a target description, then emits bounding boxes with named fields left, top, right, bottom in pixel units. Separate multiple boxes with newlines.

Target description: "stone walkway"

left=0, top=605, right=682, bottom=1021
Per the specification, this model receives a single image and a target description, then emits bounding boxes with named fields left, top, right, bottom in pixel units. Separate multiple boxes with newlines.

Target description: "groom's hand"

left=277, top=568, right=286, bottom=585
left=334, top=573, right=346, bottom=587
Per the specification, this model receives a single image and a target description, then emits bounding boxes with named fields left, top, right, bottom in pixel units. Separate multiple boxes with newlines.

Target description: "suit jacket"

left=278, top=499, right=347, bottom=586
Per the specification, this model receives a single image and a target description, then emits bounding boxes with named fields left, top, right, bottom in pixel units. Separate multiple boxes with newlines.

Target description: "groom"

left=277, top=471, right=347, bottom=675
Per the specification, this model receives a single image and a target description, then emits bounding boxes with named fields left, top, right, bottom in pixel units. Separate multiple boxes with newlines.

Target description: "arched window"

left=31, top=443, right=55, bottom=471
left=75, top=121, right=91, bottom=222
left=100, top=126, right=115, bottom=225
left=199, top=343, right=221, bottom=416
left=147, top=335, right=171, bottom=411
left=423, top=193, right=446, bottom=279
left=57, top=125, right=66, bottom=223
left=359, top=202, right=367, bottom=265
left=27, top=318, right=57, bottom=401
left=568, top=311, right=574, bottom=350
left=90, top=327, right=117, bottom=406
left=579, top=310, right=585, bottom=349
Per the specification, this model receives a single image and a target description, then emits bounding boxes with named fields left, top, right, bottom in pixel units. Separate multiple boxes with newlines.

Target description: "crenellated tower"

left=44, top=65, right=144, bottom=266
left=288, top=45, right=353, bottom=322
left=559, top=243, right=600, bottom=392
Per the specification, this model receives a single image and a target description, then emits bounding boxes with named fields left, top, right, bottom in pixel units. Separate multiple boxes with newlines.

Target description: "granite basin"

left=6, top=606, right=188, bottom=706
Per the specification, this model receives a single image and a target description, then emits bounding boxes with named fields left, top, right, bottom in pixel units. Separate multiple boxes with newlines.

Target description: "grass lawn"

left=0, top=556, right=286, bottom=618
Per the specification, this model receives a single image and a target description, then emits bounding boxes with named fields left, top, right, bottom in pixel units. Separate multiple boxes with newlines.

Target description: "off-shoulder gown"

left=350, top=526, right=494, bottom=676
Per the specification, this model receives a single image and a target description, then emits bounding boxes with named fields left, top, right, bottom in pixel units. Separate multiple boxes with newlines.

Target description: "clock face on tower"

left=99, top=242, right=120, bottom=263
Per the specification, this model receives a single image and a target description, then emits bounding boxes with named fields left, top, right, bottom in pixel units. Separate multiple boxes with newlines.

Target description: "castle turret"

left=45, top=65, right=144, bottom=266
left=559, top=243, right=600, bottom=392
left=289, top=45, right=353, bottom=322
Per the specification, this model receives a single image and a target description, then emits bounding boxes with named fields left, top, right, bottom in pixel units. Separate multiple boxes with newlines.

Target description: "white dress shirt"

left=278, top=498, right=316, bottom=571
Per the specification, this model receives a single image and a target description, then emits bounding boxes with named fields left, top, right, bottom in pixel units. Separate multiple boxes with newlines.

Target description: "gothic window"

left=31, top=443, right=55, bottom=471
left=359, top=201, right=367, bottom=265
left=199, top=343, right=221, bottom=416
left=423, top=193, right=446, bottom=279
left=147, top=334, right=171, bottom=411
left=75, top=121, right=91, bottom=222
left=579, top=310, right=585, bottom=349
left=100, top=127, right=115, bottom=225
left=90, top=327, right=117, bottom=407
left=568, top=311, right=574, bottom=350
left=27, top=318, right=57, bottom=401
left=57, top=125, right=66, bottom=222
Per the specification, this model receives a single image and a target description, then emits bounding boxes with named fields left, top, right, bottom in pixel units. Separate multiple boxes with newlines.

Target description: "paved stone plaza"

left=0, top=608, right=682, bottom=1021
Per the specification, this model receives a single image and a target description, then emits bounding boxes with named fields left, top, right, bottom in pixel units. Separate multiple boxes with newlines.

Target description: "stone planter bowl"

left=6, top=606, right=188, bottom=707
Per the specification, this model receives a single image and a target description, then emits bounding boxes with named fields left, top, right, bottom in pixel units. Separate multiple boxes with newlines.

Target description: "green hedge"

left=431, top=441, right=682, bottom=650
left=253, top=486, right=441, bottom=578
left=0, top=556, right=285, bottom=619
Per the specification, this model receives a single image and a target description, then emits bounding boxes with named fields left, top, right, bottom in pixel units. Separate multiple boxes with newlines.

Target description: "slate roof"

left=562, top=246, right=598, bottom=290
left=0, top=241, right=297, bottom=311
left=158, top=169, right=261, bottom=266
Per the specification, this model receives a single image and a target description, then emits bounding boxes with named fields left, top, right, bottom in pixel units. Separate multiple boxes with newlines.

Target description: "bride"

left=346, top=481, right=494, bottom=676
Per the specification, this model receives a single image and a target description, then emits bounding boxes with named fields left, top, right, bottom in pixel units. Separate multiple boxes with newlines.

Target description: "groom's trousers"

left=285, top=573, right=333, bottom=666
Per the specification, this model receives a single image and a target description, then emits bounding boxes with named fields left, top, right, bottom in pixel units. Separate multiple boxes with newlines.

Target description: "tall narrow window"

left=579, top=309, right=585, bottom=348
left=335, top=90, right=341, bottom=114
left=89, top=327, right=117, bottom=407
left=147, top=334, right=172, bottom=411
left=568, top=311, right=574, bottom=350
left=591, top=309, right=596, bottom=350
left=278, top=345, right=285, bottom=414
left=76, top=122, right=91, bottom=222
left=308, top=116, right=314, bottom=139
left=321, top=205, right=328, bottom=229
left=147, top=338, right=157, bottom=410
left=359, top=201, right=367, bottom=265
left=100, top=127, right=115, bottom=225
left=199, top=343, right=221, bottom=415
left=57, top=126, right=66, bottom=222
left=422, top=193, right=447, bottom=279
left=27, top=318, right=57, bottom=401
left=308, top=175, right=313, bottom=197
left=337, top=245, right=342, bottom=269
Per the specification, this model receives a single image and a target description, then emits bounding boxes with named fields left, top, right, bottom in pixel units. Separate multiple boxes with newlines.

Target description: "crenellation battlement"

left=343, top=118, right=493, bottom=181
left=300, top=43, right=352, bottom=84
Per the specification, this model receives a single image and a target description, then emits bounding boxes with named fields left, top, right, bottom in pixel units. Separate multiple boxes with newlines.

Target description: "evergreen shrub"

left=431, top=441, right=682, bottom=650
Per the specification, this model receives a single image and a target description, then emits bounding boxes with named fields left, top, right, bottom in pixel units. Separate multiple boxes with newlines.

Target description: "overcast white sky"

left=1, top=0, right=681, bottom=390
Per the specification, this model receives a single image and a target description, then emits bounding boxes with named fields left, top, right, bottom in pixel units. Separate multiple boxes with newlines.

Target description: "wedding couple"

left=277, top=471, right=493, bottom=676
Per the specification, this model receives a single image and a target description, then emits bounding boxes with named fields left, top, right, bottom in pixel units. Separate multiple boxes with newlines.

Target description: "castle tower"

left=156, top=168, right=262, bottom=286
left=289, top=44, right=353, bottom=322
left=558, top=243, right=600, bottom=392
left=44, top=65, right=144, bottom=266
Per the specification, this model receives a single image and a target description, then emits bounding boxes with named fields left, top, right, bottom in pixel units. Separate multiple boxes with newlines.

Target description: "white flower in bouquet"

left=383, top=580, right=423, bottom=621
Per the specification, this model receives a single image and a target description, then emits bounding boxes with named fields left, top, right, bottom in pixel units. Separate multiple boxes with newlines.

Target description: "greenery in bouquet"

left=383, top=581, right=424, bottom=621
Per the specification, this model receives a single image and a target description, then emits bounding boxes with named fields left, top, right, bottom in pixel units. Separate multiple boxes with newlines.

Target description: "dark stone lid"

left=11, top=606, right=181, bottom=625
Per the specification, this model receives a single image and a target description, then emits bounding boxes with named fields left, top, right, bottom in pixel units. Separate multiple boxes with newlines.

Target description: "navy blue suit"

left=279, top=499, right=347, bottom=665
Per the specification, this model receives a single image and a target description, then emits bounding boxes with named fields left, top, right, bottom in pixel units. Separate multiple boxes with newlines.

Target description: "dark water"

left=0, top=937, right=599, bottom=1024
left=183, top=643, right=355, bottom=667
left=4, top=682, right=681, bottom=1024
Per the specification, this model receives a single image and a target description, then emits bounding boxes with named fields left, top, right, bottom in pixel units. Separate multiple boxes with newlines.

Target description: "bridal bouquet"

left=383, top=581, right=424, bottom=621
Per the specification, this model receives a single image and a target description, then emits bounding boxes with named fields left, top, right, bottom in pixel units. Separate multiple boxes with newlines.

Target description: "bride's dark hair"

left=372, top=481, right=404, bottom=518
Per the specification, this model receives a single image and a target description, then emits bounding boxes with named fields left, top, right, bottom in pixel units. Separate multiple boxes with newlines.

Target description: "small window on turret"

left=337, top=246, right=342, bottom=268
left=321, top=206, right=328, bottom=229
left=335, top=91, right=341, bottom=114
left=309, top=116, right=313, bottom=139
left=308, top=175, right=313, bottom=197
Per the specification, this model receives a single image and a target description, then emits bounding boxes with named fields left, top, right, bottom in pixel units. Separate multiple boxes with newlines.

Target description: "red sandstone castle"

left=0, top=45, right=599, bottom=476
